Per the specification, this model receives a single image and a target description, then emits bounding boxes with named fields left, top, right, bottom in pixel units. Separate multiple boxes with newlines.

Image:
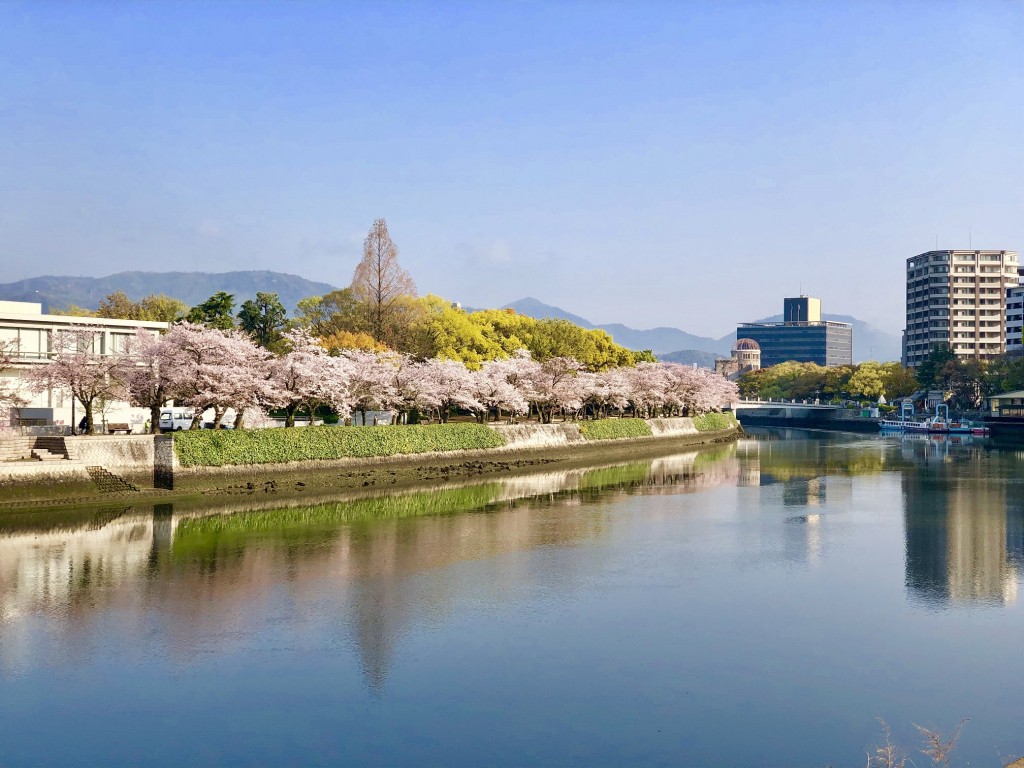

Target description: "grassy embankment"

left=173, top=423, right=506, bottom=467
left=172, top=415, right=738, bottom=468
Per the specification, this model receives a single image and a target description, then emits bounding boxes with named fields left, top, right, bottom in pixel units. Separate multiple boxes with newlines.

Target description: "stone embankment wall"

left=0, top=418, right=734, bottom=502
left=0, top=435, right=159, bottom=502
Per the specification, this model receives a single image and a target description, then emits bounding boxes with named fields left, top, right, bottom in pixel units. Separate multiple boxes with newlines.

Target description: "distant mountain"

left=501, top=297, right=730, bottom=356
left=501, top=297, right=595, bottom=329
left=0, top=271, right=338, bottom=314
left=502, top=297, right=902, bottom=364
left=658, top=350, right=721, bottom=368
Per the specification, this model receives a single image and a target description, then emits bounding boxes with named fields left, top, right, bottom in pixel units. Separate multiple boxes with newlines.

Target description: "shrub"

left=173, top=424, right=506, bottom=467
left=692, top=412, right=737, bottom=432
left=578, top=418, right=653, bottom=441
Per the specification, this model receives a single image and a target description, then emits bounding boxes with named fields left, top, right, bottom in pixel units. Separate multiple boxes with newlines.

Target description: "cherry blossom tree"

left=416, top=358, right=481, bottom=423
left=587, top=368, right=631, bottom=418
left=269, top=329, right=344, bottom=427
left=162, top=322, right=273, bottom=429
left=342, top=349, right=396, bottom=425
left=470, top=357, right=530, bottom=422
left=523, top=356, right=585, bottom=423
left=0, top=336, right=27, bottom=413
left=124, top=328, right=178, bottom=433
left=27, top=327, right=131, bottom=434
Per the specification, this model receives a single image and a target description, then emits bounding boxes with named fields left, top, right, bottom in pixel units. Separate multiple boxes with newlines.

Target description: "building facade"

left=714, top=338, right=762, bottom=381
left=0, top=300, right=168, bottom=431
left=736, top=297, right=853, bottom=368
left=903, top=249, right=1019, bottom=368
left=1007, top=284, right=1024, bottom=357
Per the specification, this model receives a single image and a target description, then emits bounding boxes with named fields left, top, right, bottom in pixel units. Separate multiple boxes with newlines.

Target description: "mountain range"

left=501, top=298, right=902, bottom=363
left=0, top=271, right=335, bottom=315
left=0, top=271, right=902, bottom=363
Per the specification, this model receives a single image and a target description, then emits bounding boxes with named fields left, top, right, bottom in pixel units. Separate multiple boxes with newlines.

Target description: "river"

left=0, top=430, right=1021, bottom=767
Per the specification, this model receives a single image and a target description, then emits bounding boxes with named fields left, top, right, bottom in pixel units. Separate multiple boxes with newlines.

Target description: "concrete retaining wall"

left=0, top=418, right=735, bottom=501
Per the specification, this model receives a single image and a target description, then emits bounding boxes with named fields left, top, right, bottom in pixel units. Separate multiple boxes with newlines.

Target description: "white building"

left=903, top=250, right=1019, bottom=367
left=0, top=300, right=168, bottom=432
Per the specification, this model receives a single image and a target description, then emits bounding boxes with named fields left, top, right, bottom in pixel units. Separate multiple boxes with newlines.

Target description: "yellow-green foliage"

left=174, top=424, right=506, bottom=467
left=692, top=412, right=736, bottom=432
left=578, top=418, right=653, bottom=440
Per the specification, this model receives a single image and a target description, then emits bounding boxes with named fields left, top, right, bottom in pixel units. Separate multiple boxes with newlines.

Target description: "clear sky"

left=1, top=1, right=1021, bottom=337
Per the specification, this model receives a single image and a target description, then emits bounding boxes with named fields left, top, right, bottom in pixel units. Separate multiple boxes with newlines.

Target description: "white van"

left=159, top=408, right=195, bottom=432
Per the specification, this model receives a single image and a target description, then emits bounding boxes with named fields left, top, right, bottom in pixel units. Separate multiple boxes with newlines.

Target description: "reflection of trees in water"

left=0, top=448, right=742, bottom=681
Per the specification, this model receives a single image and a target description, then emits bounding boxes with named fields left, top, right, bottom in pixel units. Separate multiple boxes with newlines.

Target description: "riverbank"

left=0, top=418, right=740, bottom=511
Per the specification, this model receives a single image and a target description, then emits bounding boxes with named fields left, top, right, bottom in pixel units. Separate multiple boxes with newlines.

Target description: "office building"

left=0, top=300, right=168, bottom=430
left=736, top=297, right=852, bottom=367
left=903, top=249, right=1019, bottom=368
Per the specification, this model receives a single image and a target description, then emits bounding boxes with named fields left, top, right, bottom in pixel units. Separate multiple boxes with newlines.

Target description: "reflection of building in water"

left=904, top=462, right=1017, bottom=606
left=783, top=477, right=825, bottom=507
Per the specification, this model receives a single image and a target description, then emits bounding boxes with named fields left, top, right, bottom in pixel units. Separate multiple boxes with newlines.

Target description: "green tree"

left=915, top=344, right=956, bottom=390
left=186, top=292, right=236, bottom=329
left=237, top=292, right=288, bottom=348
left=846, top=362, right=885, bottom=400
left=97, top=290, right=142, bottom=320
left=878, top=362, right=918, bottom=400
left=138, top=294, right=188, bottom=322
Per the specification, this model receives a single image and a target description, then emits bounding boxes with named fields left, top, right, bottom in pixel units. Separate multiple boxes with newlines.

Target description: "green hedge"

left=173, top=424, right=506, bottom=467
left=692, top=412, right=737, bottom=432
left=578, top=418, right=653, bottom=441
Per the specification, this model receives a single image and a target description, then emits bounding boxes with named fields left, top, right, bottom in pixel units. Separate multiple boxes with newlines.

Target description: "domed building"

left=715, top=338, right=761, bottom=381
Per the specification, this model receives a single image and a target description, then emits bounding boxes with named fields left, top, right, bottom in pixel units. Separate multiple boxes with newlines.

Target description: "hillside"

left=502, top=297, right=903, bottom=364
left=502, top=297, right=730, bottom=356
left=0, top=271, right=337, bottom=313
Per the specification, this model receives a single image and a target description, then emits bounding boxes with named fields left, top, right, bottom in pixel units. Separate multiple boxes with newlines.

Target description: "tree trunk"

left=285, top=403, right=298, bottom=428
left=84, top=400, right=95, bottom=435
left=150, top=404, right=162, bottom=434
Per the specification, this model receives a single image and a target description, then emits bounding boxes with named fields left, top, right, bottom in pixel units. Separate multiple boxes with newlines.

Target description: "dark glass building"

left=736, top=297, right=853, bottom=367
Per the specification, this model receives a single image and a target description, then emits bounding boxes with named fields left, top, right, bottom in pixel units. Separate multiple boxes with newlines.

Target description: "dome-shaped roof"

left=734, top=338, right=761, bottom=351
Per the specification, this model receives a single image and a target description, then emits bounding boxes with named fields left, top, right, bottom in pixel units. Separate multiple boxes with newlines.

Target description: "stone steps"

left=0, top=436, right=69, bottom=462
left=85, top=466, right=140, bottom=493
left=31, top=448, right=64, bottom=461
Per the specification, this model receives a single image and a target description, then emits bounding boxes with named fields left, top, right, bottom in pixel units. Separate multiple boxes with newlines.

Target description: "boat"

left=879, top=403, right=990, bottom=435
left=879, top=401, right=924, bottom=432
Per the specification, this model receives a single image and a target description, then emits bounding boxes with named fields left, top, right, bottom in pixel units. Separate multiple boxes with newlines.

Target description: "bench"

left=105, top=423, right=133, bottom=434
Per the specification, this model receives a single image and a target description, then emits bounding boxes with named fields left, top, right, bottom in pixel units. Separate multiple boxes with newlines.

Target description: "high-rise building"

left=736, top=297, right=852, bottom=367
left=903, top=250, right=1019, bottom=368
left=1007, top=278, right=1024, bottom=357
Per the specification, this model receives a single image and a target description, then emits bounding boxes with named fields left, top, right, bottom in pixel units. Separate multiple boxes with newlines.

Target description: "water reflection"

left=0, top=448, right=743, bottom=680
left=1, top=434, right=1022, bottom=683
left=902, top=437, right=1022, bottom=606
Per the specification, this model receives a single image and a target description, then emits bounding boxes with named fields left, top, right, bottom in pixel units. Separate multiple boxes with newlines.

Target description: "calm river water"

left=0, top=430, right=1022, bottom=767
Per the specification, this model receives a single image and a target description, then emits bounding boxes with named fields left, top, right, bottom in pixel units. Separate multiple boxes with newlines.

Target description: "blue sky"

left=1, top=1, right=1021, bottom=336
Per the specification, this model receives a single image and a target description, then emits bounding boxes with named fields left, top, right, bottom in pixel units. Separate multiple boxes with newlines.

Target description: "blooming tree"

left=342, top=349, right=396, bottom=425
left=470, top=357, right=530, bottom=422
left=0, top=336, right=27, bottom=413
left=28, top=327, right=131, bottom=434
left=124, top=328, right=178, bottom=433
left=416, top=358, right=482, bottom=423
left=269, top=330, right=344, bottom=427
left=523, top=356, right=585, bottom=423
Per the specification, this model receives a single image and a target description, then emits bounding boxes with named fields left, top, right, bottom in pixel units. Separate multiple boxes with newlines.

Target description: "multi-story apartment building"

left=903, top=250, right=1019, bottom=368
left=1008, top=278, right=1024, bottom=357
left=0, top=300, right=168, bottom=430
left=736, top=296, right=853, bottom=368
